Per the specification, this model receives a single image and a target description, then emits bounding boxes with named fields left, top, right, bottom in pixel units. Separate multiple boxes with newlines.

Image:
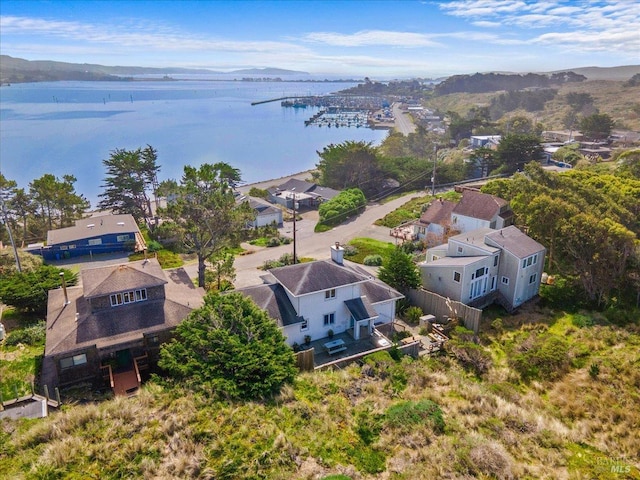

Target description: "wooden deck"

left=112, top=369, right=140, bottom=396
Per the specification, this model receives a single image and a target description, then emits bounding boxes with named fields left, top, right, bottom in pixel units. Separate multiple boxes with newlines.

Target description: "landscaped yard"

left=344, top=238, right=397, bottom=264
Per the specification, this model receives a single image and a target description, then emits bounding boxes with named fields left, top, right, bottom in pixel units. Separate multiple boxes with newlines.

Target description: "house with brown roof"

left=419, top=226, right=545, bottom=311
left=37, top=214, right=146, bottom=261
left=237, top=244, right=403, bottom=346
left=395, top=190, right=513, bottom=246
left=451, top=189, right=513, bottom=233
left=42, top=258, right=204, bottom=394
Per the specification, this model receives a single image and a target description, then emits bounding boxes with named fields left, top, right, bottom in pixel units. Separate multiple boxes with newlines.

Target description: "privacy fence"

left=408, top=288, right=482, bottom=334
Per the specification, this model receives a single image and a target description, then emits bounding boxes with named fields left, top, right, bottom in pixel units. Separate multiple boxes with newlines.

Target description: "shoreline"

left=237, top=169, right=317, bottom=194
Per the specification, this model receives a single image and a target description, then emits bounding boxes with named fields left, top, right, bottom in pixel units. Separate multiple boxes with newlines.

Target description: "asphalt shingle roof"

left=47, top=214, right=140, bottom=245
left=485, top=225, right=545, bottom=258
left=269, top=260, right=369, bottom=296
left=453, top=190, right=509, bottom=221
left=81, top=259, right=167, bottom=299
left=236, top=283, right=303, bottom=327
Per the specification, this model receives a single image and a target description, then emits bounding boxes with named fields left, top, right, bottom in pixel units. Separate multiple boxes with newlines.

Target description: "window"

left=501, top=276, right=509, bottom=285
left=453, top=272, right=461, bottom=283
left=323, top=313, right=335, bottom=326
left=300, top=318, right=308, bottom=331
left=325, top=289, right=336, bottom=299
left=491, top=276, right=496, bottom=290
left=60, top=353, right=87, bottom=369
left=475, top=267, right=487, bottom=278
left=522, top=254, right=537, bottom=268
left=457, top=246, right=463, bottom=254
left=110, top=289, right=147, bottom=307
left=88, top=238, right=102, bottom=246
left=116, top=234, right=131, bottom=242
left=493, top=255, right=499, bottom=267
left=529, top=273, right=537, bottom=284
left=432, top=255, right=439, bottom=261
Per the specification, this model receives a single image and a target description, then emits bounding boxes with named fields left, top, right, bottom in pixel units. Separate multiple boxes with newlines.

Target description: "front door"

left=115, top=349, right=133, bottom=372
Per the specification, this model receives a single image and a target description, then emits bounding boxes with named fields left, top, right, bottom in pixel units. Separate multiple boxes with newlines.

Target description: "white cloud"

left=472, top=20, right=502, bottom=28
left=303, top=30, right=440, bottom=47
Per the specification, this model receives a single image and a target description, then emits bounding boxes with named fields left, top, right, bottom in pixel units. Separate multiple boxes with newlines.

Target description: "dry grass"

left=1, top=307, right=639, bottom=479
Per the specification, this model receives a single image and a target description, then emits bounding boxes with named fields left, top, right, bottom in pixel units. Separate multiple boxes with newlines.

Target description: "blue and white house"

left=38, top=214, right=146, bottom=261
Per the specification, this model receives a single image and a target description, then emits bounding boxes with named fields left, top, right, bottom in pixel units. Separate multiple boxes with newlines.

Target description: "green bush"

left=318, top=188, right=366, bottom=226
left=363, top=254, right=383, bottom=266
left=384, top=399, right=445, bottom=434
left=403, top=306, right=423, bottom=325
left=267, top=237, right=281, bottom=247
left=5, top=322, right=45, bottom=346
left=510, top=331, right=570, bottom=381
left=146, top=240, right=163, bottom=252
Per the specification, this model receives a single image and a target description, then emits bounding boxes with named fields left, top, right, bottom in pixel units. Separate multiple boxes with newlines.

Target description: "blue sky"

left=1, top=0, right=638, bottom=78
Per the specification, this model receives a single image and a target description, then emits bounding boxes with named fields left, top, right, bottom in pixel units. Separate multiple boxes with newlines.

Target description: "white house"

left=420, top=226, right=545, bottom=311
left=238, top=244, right=404, bottom=346
left=247, top=197, right=283, bottom=228
left=470, top=135, right=501, bottom=149
left=398, top=190, right=513, bottom=246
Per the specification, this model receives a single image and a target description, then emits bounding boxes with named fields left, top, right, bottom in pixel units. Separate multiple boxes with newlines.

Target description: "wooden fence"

left=408, top=288, right=482, bottom=334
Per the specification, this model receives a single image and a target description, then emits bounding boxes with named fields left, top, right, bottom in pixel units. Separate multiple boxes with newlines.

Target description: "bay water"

left=0, top=79, right=388, bottom=206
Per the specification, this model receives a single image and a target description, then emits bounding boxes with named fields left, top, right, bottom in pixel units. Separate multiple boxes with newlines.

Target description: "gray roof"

left=453, top=190, right=509, bottom=221
left=485, top=225, right=545, bottom=258
left=81, top=259, right=167, bottom=299
left=345, top=296, right=379, bottom=321
left=422, top=255, right=488, bottom=268
left=269, top=260, right=370, bottom=296
left=236, top=283, right=303, bottom=327
left=248, top=198, right=281, bottom=216
left=45, top=263, right=204, bottom=357
left=47, top=214, right=140, bottom=245
left=448, top=228, right=500, bottom=253
left=269, top=179, right=340, bottom=202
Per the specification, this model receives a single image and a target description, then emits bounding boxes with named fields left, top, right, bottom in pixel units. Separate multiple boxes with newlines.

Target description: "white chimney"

left=331, top=242, right=344, bottom=265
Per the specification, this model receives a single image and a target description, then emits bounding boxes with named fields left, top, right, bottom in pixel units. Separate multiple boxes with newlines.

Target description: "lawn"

left=345, top=238, right=397, bottom=264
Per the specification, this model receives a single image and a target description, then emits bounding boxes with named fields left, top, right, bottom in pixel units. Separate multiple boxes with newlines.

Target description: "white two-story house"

left=238, top=244, right=403, bottom=345
left=420, top=226, right=545, bottom=311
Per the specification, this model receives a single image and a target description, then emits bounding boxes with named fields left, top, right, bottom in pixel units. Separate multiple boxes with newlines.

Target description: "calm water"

left=0, top=80, right=387, bottom=205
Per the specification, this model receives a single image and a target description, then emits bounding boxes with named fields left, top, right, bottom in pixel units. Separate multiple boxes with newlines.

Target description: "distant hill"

left=547, top=65, right=640, bottom=81
left=0, top=55, right=220, bottom=83
left=0, top=56, right=308, bottom=83
left=228, top=67, right=308, bottom=76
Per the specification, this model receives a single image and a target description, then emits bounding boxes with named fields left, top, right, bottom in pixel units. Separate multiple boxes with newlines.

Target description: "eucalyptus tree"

left=159, top=163, right=253, bottom=288
left=98, top=145, right=160, bottom=225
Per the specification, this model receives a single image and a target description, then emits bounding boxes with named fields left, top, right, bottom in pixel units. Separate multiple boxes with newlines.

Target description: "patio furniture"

left=323, top=338, right=347, bottom=355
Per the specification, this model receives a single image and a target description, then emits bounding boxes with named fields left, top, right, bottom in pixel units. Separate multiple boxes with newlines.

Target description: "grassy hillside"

left=1, top=305, right=638, bottom=479
left=426, top=80, right=640, bottom=132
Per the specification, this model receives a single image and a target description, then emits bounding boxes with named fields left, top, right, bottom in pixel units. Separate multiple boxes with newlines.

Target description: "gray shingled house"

left=420, top=226, right=545, bottom=311
left=42, top=258, right=204, bottom=394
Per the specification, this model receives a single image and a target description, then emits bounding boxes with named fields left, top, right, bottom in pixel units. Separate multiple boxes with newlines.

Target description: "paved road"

left=202, top=189, right=430, bottom=288
left=392, top=103, right=417, bottom=136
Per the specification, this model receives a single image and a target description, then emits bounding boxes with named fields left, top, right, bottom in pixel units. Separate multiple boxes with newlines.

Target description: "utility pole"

left=290, top=189, right=297, bottom=264
left=431, top=144, right=437, bottom=197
